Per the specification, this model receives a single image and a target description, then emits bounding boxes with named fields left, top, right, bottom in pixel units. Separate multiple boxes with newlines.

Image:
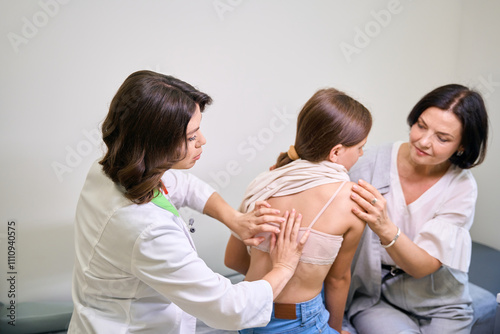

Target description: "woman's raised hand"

left=350, top=179, right=394, bottom=239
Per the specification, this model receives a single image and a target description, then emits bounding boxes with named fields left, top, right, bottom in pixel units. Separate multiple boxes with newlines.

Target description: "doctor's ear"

left=328, top=144, right=343, bottom=163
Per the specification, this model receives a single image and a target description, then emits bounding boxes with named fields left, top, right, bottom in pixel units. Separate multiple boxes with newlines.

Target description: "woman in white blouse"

left=68, top=70, right=308, bottom=333
left=345, top=84, right=489, bottom=333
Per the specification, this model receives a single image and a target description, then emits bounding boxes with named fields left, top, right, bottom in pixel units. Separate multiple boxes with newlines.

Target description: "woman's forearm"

left=203, top=192, right=238, bottom=229
left=382, top=229, right=441, bottom=278
left=261, top=266, right=295, bottom=300
left=325, top=275, right=350, bottom=332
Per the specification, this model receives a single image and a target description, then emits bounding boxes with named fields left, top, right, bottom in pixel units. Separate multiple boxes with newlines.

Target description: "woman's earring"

left=457, top=150, right=463, bottom=156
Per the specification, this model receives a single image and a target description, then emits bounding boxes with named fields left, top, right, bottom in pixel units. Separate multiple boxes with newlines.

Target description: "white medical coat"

left=68, top=161, right=273, bottom=333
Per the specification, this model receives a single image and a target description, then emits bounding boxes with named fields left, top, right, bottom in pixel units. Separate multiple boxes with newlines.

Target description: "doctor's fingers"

left=276, top=211, right=290, bottom=245
left=254, top=200, right=271, bottom=210
left=269, top=210, right=289, bottom=254
left=242, top=236, right=266, bottom=247
left=282, top=210, right=304, bottom=245
left=290, top=212, right=308, bottom=250
left=268, top=232, right=277, bottom=254
left=253, top=207, right=283, bottom=220
left=251, top=223, right=283, bottom=237
left=254, top=200, right=282, bottom=217
left=280, top=211, right=307, bottom=259
left=289, top=210, right=304, bottom=241
left=283, top=209, right=297, bottom=240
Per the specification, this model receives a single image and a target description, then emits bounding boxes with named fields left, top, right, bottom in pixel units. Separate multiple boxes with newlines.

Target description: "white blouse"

left=381, top=142, right=477, bottom=272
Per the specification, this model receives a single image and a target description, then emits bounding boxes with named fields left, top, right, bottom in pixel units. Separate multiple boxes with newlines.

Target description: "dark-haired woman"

left=346, top=84, right=489, bottom=333
left=68, top=70, right=308, bottom=333
left=225, top=88, right=373, bottom=333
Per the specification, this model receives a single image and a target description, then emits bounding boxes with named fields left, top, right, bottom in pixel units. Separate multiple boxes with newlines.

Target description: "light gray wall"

left=0, top=0, right=498, bottom=304
left=456, top=0, right=500, bottom=253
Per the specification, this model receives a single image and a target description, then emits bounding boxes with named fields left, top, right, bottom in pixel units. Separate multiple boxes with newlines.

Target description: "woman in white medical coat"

left=68, top=70, right=308, bottom=333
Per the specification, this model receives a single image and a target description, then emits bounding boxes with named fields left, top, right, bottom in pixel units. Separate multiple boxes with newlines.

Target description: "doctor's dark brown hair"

left=406, top=84, right=488, bottom=169
left=100, top=70, right=212, bottom=204
left=275, top=88, right=372, bottom=168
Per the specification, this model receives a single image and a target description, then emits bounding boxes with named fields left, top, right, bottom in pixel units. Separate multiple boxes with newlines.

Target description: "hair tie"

left=287, top=145, right=299, bottom=160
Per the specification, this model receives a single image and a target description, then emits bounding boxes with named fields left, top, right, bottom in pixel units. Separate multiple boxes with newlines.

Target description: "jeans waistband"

left=273, top=293, right=323, bottom=320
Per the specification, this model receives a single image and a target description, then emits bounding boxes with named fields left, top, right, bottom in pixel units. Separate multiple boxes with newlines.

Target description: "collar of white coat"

left=151, top=189, right=180, bottom=217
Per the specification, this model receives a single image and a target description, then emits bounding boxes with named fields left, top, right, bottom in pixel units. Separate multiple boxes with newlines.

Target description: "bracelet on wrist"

left=381, top=227, right=401, bottom=249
